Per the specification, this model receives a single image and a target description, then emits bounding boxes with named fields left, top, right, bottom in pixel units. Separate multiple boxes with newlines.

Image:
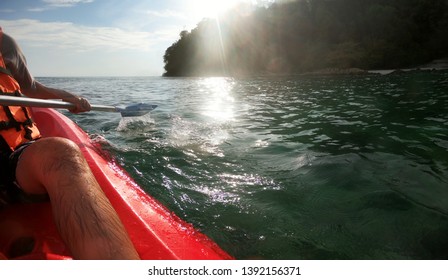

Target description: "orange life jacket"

left=0, top=28, right=41, bottom=151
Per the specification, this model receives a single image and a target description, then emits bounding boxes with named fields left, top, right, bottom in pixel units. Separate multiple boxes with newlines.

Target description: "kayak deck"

left=0, top=108, right=232, bottom=260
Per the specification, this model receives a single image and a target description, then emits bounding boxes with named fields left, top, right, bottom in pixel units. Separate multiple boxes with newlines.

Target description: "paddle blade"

left=119, top=103, right=158, bottom=117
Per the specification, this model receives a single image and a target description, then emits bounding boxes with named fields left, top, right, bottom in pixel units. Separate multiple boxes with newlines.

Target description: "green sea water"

left=38, top=70, right=448, bottom=259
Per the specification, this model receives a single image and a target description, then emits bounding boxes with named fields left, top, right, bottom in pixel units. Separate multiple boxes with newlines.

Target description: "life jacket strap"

left=2, top=106, right=21, bottom=131
left=0, top=87, right=38, bottom=142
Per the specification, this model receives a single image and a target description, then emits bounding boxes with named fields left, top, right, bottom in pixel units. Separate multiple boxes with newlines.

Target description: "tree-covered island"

left=163, top=0, right=448, bottom=77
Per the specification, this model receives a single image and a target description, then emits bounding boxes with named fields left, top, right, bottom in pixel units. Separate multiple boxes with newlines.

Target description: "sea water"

left=37, top=71, right=448, bottom=259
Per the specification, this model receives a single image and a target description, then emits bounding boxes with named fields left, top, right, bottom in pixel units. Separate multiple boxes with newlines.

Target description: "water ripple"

left=40, top=71, right=448, bottom=259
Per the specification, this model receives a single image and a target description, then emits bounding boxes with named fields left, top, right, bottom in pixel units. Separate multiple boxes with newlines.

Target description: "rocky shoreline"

left=300, top=68, right=369, bottom=76
left=369, top=58, right=448, bottom=75
left=299, top=58, right=448, bottom=76
left=416, top=58, right=448, bottom=70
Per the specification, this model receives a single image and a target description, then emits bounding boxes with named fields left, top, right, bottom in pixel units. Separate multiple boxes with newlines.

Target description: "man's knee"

left=16, top=137, right=89, bottom=193
left=38, top=137, right=89, bottom=177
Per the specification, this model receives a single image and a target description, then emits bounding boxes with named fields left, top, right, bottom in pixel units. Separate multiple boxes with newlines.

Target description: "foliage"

left=163, top=0, right=448, bottom=76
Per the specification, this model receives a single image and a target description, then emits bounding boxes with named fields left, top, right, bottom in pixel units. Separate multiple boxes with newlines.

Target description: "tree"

left=162, top=0, right=448, bottom=77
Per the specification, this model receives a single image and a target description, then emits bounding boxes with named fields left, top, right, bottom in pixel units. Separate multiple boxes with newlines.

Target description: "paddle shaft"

left=0, top=95, right=119, bottom=113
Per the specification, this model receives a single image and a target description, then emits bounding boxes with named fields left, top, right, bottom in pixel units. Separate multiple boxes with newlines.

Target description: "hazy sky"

left=0, top=0, right=272, bottom=77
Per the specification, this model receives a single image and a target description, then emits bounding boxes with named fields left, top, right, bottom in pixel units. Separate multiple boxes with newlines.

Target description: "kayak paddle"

left=0, top=95, right=157, bottom=117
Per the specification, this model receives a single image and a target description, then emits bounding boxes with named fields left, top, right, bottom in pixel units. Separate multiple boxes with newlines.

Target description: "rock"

left=301, top=68, right=368, bottom=76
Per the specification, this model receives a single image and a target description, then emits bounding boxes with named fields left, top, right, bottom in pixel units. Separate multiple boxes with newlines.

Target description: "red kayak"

left=0, top=108, right=232, bottom=260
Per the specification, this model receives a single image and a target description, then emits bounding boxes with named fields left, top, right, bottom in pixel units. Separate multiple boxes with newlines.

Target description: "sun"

left=188, top=0, right=244, bottom=20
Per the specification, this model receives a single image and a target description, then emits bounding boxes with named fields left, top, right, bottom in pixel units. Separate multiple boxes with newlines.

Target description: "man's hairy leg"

left=15, top=137, right=140, bottom=259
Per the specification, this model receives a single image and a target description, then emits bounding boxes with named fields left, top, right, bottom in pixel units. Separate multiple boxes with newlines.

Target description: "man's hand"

left=63, top=96, right=92, bottom=113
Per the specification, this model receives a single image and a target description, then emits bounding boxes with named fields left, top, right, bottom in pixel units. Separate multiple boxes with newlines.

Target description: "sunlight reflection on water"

left=200, top=77, right=236, bottom=122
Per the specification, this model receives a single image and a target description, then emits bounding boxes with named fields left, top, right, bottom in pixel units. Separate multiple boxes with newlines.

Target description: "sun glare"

left=189, top=0, right=244, bottom=19
left=201, top=77, right=235, bottom=122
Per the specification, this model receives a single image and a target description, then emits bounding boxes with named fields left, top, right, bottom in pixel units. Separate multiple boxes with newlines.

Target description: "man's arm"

left=21, top=82, right=91, bottom=113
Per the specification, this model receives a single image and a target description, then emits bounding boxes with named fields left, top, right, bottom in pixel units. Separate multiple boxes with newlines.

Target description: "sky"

left=0, top=0, right=273, bottom=77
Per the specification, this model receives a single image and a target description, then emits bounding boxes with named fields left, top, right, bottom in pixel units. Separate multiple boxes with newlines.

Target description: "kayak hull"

left=0, top=108, right=232, bottom=260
